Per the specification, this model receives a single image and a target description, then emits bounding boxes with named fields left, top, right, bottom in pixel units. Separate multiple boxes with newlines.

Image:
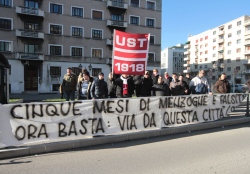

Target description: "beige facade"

left=184, top=15, right=250, bottom=85
left=0, top=0, right=161, bottom=93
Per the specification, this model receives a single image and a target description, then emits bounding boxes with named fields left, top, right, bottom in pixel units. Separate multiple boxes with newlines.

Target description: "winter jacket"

left=163, top=76, right=173, bottom=86
left=141, top=76, right=153, bottom=97
left=213, top=78, right=231, bottom=94
left=189, top=76, right=211, bottom=94
left=115, top=76, right=134, bottom=98
left=90, top=78, right=108, bottom=99
left=77, top=76, right=93, bottom=100
left=170, top=80, right=186, bottom=96
left=133, top=75, right=143, bottom=97
left=107, top=77, right=116, bottom=98
left=152, top=83, right=170, bottom=96
left=62, top=73, right=77, bottom=92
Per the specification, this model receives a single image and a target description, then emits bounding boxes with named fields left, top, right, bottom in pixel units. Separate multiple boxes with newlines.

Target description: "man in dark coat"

left=90, top=72, right=108, bottom=99
left=213, top=73, right=231, bottom=93
left=141, top=71, right=153, bottom=97
left=152, top=75, right=170, bottom=96
left=106, top=72, right=116, bottom=98
left=151, top=68, right=159, bottom=96
left=163, top=72, right=173, bottom=86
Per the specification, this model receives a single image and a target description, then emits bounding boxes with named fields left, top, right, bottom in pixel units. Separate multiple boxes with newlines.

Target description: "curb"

left=1, top=116, right=250, bottom=160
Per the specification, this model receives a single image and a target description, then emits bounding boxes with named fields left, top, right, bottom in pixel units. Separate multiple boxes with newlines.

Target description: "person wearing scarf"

left=115, top=74, right=134, bottom=98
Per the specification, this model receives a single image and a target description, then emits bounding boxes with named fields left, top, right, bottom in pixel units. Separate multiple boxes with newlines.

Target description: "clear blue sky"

left=161, top=0, right=250, bottom=49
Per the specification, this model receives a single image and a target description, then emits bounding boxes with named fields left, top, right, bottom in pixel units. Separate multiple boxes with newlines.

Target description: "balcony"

left=184, top=50, right=190, bottom=55
left=218, top=30, right=224, bottom=35
left=107, top=0, right=128, bottom=9
left=245, top=50, right=250, bottom=55
left=107, top=20, right=127, bottom=28
left=242, top=59, right=250, bottom=64
left=245, top=40, right=250, bottom=45
left=16, top=52, right=44, bottom=60
left=183, top=69, right=191, bottom=73
left=245, top=30, right=250, bottom=35
left=245, top=70, right=250, bottom=74
left=218, top=46, right=224, bottom=52
left=106, top=39, right=113, bottom=45
left=244, top=19, right=250, bottom=26
left=16, top=29, right=44, bottom=39
left=16, top=6, right=44, bottom=18
left=184, top=44, right=190, bottom=49
left=183, top=56, right=190, bottom=61
left=218, top=53, right=224, bottom=59
left=218, top=39, right=224, bottom=43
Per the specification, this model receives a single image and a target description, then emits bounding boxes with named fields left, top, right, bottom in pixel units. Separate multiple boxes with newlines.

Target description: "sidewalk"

left=10, top=92, right=61, bottom=103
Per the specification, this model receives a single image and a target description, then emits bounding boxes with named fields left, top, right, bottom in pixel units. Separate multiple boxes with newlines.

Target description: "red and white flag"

left=112, top=30, right=150, bottom=75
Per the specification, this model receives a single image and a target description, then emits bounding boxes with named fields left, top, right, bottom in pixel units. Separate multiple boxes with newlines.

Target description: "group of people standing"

left=60, top=67, right=231, bottom=101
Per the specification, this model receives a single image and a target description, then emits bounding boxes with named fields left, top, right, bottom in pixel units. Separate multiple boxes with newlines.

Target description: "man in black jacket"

left=106, top=72, right=116, bottom=98
left=90, top=72, right=108, bottom=99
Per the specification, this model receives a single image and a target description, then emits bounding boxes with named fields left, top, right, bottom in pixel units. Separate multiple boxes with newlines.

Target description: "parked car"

left=230, top=84, right=248, bottom=93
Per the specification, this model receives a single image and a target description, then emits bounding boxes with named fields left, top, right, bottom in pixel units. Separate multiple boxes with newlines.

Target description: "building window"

left=228, top=33, right=232, bottom=38
left=227, top=50, right=231, bottom=54
left=50, top=24, right=62, bottom=35
left=25, top=0, right=38, bottom=8
left=0, top=0, right=12, bottom=6
left=228, top=42, right=231, bottom=46
left=92, top=29, right=102, bottom=39
left=237, top=30, right=241, bottom=35
left=146, top=18, right=154, bottom=27
left=227, top=67, right=231, bottom=71
left=25, top=44, right=38, bottom=53
left=205, top=36, right=208, bottom=40
left=0, top=18, right=11, bottom=30
left=130, top=16, right=139, bottom=25
left=72, top=7, right=83, bottom=17
left=49, top=45, right=62, bottom=55
left=213, top=38, right=216, bottom=42
left=205, top=50, right=208, bottom=54
left=213, top=31, right=216, bottom=35
left=92, top=48, right=102, bottom=58
left=148, top=53, right=155, bottom=61
left=227, top=59, right=231, bottom=63
left=0, top=41, right=11, bottom=52
left=237, top=21, right=241, bottom=26
left=71, top=47, right=82, bottom=56
left=236, top=57, right=241, bottom=61
left=92, top=68, right=102, bottom=77
left=131, top=0, right=139, bottom=7
left=50, top=66, right=61, bottom=76
left=213, top=46, right=216, bottom=50
left=227, top=75, right=231, bottom=80
left=150, top=35, right=154, bottom=44
left=92, top=10, right=103, bottom=20
left=200, top=38, right=203, bottom=41
left=72, top=67, right=82, bottom=76
left=50, top=3, right=63, bottom=14
left=236, top=39, right=241, bottom=44
left=228, top=24, right=232, bottom=29
left=146, top=1, right=155, bottom=10
left=213, top=54, right=216, bottom=57
left=205, top=58, right=208, bottom=61
left=24, top=22, right=38, bottom=31
left=71, top=27, right=83, bottom=37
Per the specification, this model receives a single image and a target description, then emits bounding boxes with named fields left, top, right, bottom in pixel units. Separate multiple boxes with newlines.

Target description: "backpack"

left=195, top=83, right=207, bottom=94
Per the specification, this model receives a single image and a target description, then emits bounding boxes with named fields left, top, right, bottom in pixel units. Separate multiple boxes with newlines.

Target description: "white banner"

left=0, top=94, right=246, bottom=147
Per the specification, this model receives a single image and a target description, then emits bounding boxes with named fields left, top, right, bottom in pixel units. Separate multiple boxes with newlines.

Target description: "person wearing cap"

left=90, top=72, right=108, bottom=99
left=62, top=67, right=77, bottom=101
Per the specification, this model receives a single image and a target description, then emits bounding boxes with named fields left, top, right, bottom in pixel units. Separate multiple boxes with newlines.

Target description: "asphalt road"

left=1, top=123, right=250, bottom=174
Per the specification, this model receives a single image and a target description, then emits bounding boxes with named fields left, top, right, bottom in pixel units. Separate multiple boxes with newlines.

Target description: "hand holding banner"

left=112, top=30, right=150, bottom=75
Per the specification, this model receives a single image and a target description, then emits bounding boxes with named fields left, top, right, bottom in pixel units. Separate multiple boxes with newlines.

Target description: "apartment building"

left=183, top=15, right=250, bottom=85
left=0, top=0, right=161, bottom=93
left=161, top=44, right=185, bottom=75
